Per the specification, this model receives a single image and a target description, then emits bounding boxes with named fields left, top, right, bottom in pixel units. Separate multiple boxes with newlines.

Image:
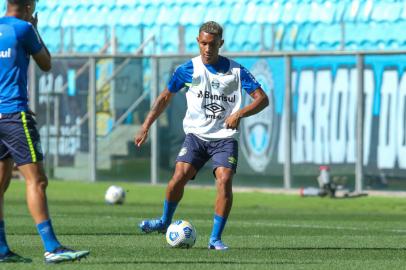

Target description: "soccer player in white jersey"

left=136, top=21, right=269, bottom=250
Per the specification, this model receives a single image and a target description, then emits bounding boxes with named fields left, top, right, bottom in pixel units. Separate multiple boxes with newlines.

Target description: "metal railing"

left=30, top=50, right=406, bottom=192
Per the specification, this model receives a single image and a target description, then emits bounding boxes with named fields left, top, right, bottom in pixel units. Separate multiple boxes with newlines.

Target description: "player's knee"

left=27, top=174, right=48, bottom=189
left=38, top=176, right=48, bottom=190
left=172, top=171, right=191, bottom=183
left=216, top=174, right=232, bottom=186
left=216, top=176, right=232, bottom=194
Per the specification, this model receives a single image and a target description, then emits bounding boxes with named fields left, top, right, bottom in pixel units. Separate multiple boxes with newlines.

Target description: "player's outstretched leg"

left=139, top=162, right=195, bottom=234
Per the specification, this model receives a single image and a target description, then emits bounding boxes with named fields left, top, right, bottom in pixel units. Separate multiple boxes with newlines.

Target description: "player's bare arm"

left=30, top=13, right=51, bottom=71
left=225, top=87, right=269, bottom=129
left=135, top=88, right=175, bottom=147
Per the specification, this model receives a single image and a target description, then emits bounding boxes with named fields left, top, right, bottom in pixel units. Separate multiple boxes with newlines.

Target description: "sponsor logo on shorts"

left=178, top=147, right=187, bottom=157
left=228, top=156, right=237, bottom=165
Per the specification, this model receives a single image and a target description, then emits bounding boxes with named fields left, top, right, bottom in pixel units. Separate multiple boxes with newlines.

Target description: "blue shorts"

left=0, top=112, right=44, bottom=166
left=175, top=133, right=238, bottom=176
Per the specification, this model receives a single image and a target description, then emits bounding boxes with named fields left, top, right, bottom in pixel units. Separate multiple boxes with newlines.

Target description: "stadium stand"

left=3, top=0, right=405, bottom=53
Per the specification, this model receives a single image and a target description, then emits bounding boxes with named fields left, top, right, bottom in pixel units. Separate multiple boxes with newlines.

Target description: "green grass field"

left=1, top=180, right=406, bottom=270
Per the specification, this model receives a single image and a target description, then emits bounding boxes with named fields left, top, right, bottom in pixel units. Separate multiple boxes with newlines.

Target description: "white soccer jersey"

left=167, top=55, right=261, bottom=140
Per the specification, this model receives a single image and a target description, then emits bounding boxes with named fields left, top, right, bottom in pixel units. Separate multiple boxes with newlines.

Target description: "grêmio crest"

left=240, top=60, right=278, bottom=173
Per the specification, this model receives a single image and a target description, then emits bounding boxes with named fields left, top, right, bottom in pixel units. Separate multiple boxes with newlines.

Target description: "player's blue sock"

left=0, top=220, right=10, bottom=255
left=161, top=200, right=178, bottom=226
left=210, top=214, right=227, bottom=242
left=36, top=219, right=61, bottom=252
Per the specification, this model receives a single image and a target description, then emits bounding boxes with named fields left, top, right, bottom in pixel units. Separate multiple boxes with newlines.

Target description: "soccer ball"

left=166, top=220, right=197, bottom=248
left=104, top=185, right=126, bottom=204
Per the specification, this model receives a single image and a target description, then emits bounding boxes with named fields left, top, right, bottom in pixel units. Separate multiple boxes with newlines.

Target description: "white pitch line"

left=177, top=219, right=406, bottom=234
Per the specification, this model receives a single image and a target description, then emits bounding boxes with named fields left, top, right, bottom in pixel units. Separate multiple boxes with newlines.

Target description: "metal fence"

left=29, top=51, right=406, bottom=192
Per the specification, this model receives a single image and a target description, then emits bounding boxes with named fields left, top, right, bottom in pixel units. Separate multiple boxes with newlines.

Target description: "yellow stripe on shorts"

left=21, top=112, right=37, bottom=163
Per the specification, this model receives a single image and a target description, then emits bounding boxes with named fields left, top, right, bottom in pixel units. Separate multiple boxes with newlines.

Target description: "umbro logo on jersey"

left=204, top=103, right=225, bottom=120
left=0, top=48, right=11, bottom=58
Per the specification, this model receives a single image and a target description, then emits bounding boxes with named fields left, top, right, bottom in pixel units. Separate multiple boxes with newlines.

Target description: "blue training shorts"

left=175, top=133, right=238, bottom=176
left=0, top=112, right=44, bottom=166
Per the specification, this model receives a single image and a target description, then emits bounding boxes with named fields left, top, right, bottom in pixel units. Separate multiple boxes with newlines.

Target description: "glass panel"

left=363, top=55, right=406, bottom=190
left=35, top=58, right=91, bottom=180
left=290, top=55, right=357, bottom=192
left=95, top=57, right=150, bottom=182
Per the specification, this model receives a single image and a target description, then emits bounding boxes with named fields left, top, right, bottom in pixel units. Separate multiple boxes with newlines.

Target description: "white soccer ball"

left=166, top=220, right=197, bottom=248
left=104, top=185, right=126, bottom=205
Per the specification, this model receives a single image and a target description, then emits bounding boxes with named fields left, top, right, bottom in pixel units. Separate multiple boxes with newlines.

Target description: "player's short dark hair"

left=199, top=21, right=223, bottom=39
left=7, top=0, right=37, bottom=7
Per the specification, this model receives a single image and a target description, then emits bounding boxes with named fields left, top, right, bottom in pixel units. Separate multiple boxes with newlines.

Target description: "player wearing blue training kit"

left=136, top=21, right=269, bottom=250
left=0, top=0, right=89, bottom=263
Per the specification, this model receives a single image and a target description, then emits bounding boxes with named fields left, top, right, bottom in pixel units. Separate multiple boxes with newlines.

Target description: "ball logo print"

left=166, top=220, right=197, bottom=248
left=183, top=227, right=192, bottom=238
left=240, top=60, right=278, bottom=172
left=169, top=232, right=179, bottom=241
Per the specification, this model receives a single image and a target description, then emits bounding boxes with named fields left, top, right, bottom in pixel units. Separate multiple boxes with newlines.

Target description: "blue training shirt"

left=168, top=56, right=261, bottom=94
left=0, top=16, right=42, bottom=113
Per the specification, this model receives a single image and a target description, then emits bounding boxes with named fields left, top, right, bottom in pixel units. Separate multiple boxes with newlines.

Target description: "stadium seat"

left=229, top=2, right=248, bottom=25
left=261, top=23, right=274, bottom=51
left=115, top=25, right=143, bottom=53
left=115, top=0, right=136, bottom=9
left=308, top=1, right=335, bottom=24
left=72, top=26, right=102, bottom=53
left=295, top=23, right=313, bottom=51
left=185, top=25, right=199, bottom=53
left=309, top=23, right=341, bottom=50
left=157, top=4, right=182, bottom=26
left=118, top=7, right=143, bottom=27
left=245, top=24, right=262, bottom=51
left=293, top=1, right=311, bottom=24
left=142, top=3, right=160, bottom=27
left=356, top=0, right=373, bottom=22
left=282, top=24, right=299, bottom=51
left=244, top=1, right=261, bottom=25
left=344, top=22, right=370, bottom=50
left=31, top=0, right=406, bottom=53
left=341, top=0, right=359, bottom=22
left=370, top=1, right=402, bottom=22
left=255, top=2, right=273, bottom=24
left=203, top=3, right=231, bottom=25
left=281, top=1, right=297, bottom=24
left=41, top=26, right=61, bottom=53
left=179, top=2, right=206, bottom=26
left=333, top=0, right=347, bottom=22
left=273, top=23, right=286, bottom=51
left=86, top=6, right=112, bottom=27
left=160, top=25, right=179, bottom=53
